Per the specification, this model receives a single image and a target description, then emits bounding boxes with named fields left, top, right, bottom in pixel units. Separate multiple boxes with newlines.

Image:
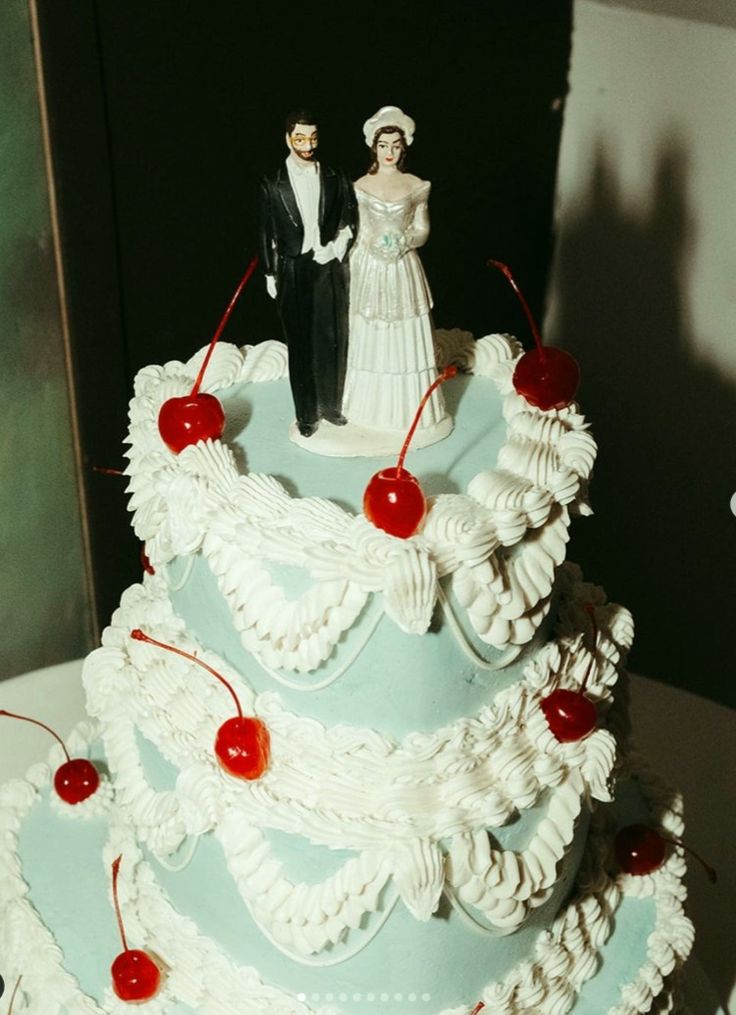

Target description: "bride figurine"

left=341, top=106, right=452, bottom=452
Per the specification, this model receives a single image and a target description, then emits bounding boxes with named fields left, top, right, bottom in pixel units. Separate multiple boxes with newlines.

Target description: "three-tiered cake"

left=0, top=331, right=693, bottom=1013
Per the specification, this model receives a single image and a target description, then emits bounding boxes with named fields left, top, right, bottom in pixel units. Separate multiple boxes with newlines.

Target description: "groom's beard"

left=293, top=148, right=316, bottom=161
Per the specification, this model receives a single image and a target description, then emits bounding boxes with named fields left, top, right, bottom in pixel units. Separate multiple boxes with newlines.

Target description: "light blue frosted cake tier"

left=11, top=747, right=681, bottom=1013
left=168, top=553, right=558, bottom=741
left=166, top=372, right=557, bottom=740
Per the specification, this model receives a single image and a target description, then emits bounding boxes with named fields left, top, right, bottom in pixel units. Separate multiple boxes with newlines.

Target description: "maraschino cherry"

left=488, top=259, right=580, bottom=411
left=158, top=255, right=259, bottom=454
left=0, top=709, right=99, bottom=804
left=110, top=855, right=161, bottom=1002
left=541, top=603, right=599, bottom=743
left=363, top=365, right=457, bottom=539
left=130, top=629, right=269, bottom=780
left=615, top=823, right=717, bottom=882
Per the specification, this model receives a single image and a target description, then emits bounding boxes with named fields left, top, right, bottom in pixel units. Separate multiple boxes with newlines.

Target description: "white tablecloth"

left=1, top=664, right=733, bottom=1010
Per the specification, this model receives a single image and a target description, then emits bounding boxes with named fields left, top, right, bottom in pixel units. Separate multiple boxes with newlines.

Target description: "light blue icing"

left=20, top=790, right=115, bottom=1004
left=148, top=813, right=589, bottom=1012
left=17, top=778, right=194, bottom=1014
left=169, top=552, right=554, bottom=740
left=136, top=727, right=180, bottom=792
left=14, top=750, right=676, bottom=1014
left=218, top=372, right=503, bottom=512
left=167, top=371, right=552, bottom=740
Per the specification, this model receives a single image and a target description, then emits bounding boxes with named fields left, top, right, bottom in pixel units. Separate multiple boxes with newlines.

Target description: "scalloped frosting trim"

left=0, top=722, right=110, bottom=1015
left=82, top=566, right=632, bottom=952
left=0, top=724, right=692, bottom=1013
left=124, top=332, right=596, bottom=670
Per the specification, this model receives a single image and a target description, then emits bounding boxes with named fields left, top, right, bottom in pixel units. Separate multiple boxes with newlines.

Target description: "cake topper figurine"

left=341, top=105, right=452, bottom=452
left=260, top=110, right=357, bottom=439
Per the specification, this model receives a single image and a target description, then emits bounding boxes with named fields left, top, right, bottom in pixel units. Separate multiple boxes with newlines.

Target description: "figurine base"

left=289, top=415, right=454, bottom=458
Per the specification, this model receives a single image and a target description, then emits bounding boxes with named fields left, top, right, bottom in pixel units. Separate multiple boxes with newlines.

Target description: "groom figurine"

left=260, top=111, right=357, bottom=437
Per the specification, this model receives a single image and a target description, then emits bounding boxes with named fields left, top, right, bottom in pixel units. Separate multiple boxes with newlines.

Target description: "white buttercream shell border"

left=81, top=566, right=632, bottom=952
left=0, top=721, right=692, bottom=1014
left=124, top=333, right=597, bottom=665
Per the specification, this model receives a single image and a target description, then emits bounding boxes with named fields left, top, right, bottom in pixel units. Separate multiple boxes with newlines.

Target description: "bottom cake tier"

left=0, top=722, right=694, bottom=1015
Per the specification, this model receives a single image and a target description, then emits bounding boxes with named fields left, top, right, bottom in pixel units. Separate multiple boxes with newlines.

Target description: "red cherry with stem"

left=158, top=393, right=225, bottom=455
left=130, top=629, right=270, bottom=780
left=364, top=365, right=457, bottom=539
left=615, top=823, right=717, bottom=882
left=158, top=255, right=259, bottom=454
left=488, top=259, right=580, bottom=411
left=110, top=855, right=161, bottom=1002
left=541, top=603, right=598, bottom=742
left=0, top=709, right=99, bottom=804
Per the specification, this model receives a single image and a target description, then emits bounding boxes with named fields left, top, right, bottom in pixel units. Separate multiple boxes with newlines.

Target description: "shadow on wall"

left=551, top=136, right=736, bottom=709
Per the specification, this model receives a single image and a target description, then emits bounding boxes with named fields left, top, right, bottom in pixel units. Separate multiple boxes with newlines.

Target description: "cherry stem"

left=190, top=254, right=260, bottom=397
left=0, top=709, right=71, bottom=763
left=396, top=365, right=457, bottom=475
left=660, top=834, right=717, bottom=884
left=470, top=1004, right=485, bottom=1015
left=580, top=603, right=598, bottom=694
left=130, top=629, right=243, bottom=718
left=7, top=975, right=22, bottom=1015
left=487, top=259, right=544, bottom=356
left=111, top=855, right=130, bottom=952
left=92, top=465, right=125, bottom=476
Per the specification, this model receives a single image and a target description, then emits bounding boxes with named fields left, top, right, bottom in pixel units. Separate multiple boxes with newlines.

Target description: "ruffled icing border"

left=124, top=333, right=597, bottom=670
left=81, top=565, right=632, bottom=953
left=0, top=724, right=692, bottom=1014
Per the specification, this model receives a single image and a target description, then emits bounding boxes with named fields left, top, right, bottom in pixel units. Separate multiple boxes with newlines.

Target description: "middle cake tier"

left=82, top=564, right=631, bottom=1006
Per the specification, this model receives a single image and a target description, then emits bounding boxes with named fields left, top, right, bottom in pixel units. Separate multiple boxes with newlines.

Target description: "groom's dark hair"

left=285, top=109, right=318, bottom=134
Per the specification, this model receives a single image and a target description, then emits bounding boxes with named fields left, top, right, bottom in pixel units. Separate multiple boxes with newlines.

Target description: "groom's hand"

left=265, top=275, right=277, bottom=299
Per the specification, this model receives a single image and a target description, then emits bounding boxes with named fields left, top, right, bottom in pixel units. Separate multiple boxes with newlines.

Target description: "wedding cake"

left=0, top=325, right=694, bottom=1014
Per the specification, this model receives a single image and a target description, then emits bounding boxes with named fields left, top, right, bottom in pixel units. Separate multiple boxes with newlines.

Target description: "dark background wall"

left=36, top=0, right=574, bottom=629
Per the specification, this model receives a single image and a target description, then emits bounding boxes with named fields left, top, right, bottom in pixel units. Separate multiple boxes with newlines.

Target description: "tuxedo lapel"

left=319, top=165, right=335, bottom=229
left=277, top=166, right=302, bottom=229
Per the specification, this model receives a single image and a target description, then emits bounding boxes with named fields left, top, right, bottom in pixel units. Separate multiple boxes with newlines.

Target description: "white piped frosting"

left=0, top=721, right=692, bottom=1013
left=82, top=568, right=631, bottom=954
left=124, top=334, right=597, bottom=672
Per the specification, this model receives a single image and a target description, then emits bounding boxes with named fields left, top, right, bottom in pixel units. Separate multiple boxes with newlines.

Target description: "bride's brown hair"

left=367, top=127, right=408, bottom=175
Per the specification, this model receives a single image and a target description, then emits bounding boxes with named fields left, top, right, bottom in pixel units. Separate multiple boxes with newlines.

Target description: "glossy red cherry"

left=541, top=603, right=598, bottom=743
left=130, top=629, right=270, bottom=781
left=540, top=689, right=597, bottom=743
left=0, top=709, right=99, bottom=804
left=512, top=346, right=580, bottom=412
left=364, top=467, right=427, bottom=540
left=615, top=823, right=716, bottom=882
left=54, top=758, right=101, bottom=805
left=157, top=256, right=258, bottom=454
left=364, top=365, right=457, bottom=539
left=158, top=392, right=225, bottom=454
left=112, top=950, right=162, bottom=1003
left=215, top=715, right=270, bottom=780
left=110, top=856, right=161, bottom=1002
left=488, top=259, right=580, bottom=411
left=614, top=823, right=667, bottom=876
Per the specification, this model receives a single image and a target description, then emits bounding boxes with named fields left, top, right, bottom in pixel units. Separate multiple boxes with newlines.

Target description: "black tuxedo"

left=260, top=163, right=357, bottom=426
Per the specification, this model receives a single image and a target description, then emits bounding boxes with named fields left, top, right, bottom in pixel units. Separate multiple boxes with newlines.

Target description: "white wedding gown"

left=342, top=181, right=447, bottom=434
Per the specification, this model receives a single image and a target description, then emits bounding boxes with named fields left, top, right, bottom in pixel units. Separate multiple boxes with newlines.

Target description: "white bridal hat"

left=363, top=106, right=416, bottom=147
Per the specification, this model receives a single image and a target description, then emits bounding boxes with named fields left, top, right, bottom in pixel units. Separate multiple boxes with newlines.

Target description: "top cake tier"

left=125, top=332, right=595, bottom=708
